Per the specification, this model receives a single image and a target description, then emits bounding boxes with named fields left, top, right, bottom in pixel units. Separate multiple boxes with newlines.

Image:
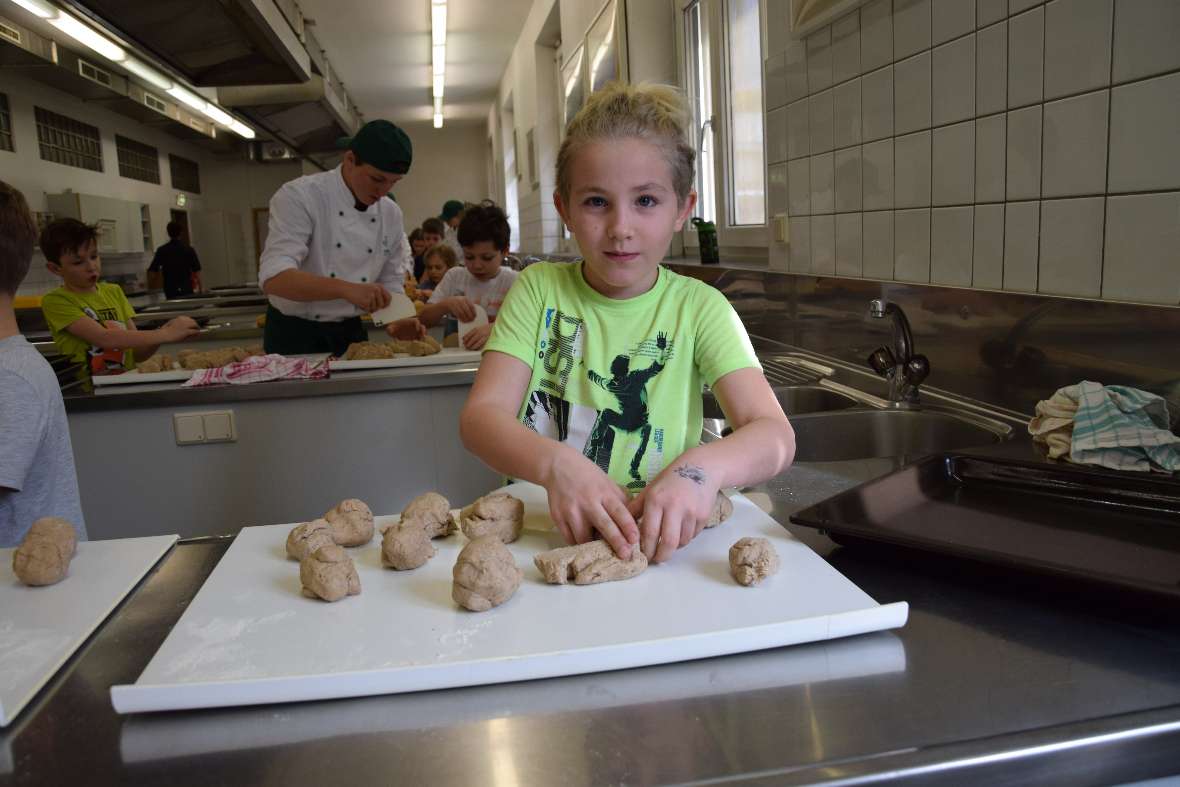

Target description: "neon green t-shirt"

left=41, top=283, right=138, bottom=375
left=485, top=262, right=759, bottom=491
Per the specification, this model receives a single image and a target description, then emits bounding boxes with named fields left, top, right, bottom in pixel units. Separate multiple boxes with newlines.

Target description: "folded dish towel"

left=182, top=354, right=329, bottom=387
left=1029, top=381, right=1180, bottom=472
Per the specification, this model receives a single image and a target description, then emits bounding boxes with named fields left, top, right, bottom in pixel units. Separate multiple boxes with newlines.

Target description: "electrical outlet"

left=173, top=414, right=205, bottom=445
left=203, top=411, right=236, bottom=442
left=173, top=410, right=236, bottom=445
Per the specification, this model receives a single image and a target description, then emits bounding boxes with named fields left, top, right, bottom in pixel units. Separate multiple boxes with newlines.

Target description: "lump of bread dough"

left=534, top=540, right=648, bottom=585
left=324, top=498, right=374, bottom=546
left=286, top=518, right=335, bottom=561
left=136, top=353, right=175, bottom=374
left=382, top=523, right=437, bottom=570
left=344, top=341, right=397, bottom=360
left=452, top=536, right=522, bottom=612
left=704, top=492, right=735, bottom=528
left=729, top=537, right=779, bottom=586
left=400, top=492, right=456, bottom=538
left=459, top=493, right=524, bottom=544
left=12, top=517, right=78, bottom=586
left=299, top=544, right=361, bottom=602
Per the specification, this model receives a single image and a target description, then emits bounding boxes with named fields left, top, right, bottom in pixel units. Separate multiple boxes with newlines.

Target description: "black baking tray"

left=790, top=454, right=1180, bottom=599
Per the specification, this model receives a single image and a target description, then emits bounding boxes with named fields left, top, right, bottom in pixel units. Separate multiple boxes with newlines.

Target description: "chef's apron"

left=263, top=305, right=367, bottom=357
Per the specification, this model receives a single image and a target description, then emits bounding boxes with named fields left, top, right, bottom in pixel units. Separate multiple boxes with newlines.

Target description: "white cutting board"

left=111, top=484, right=907, bottom=714
left=0, top=534, right=177, bottom=726
left=328, top=347, right=481, bottom=371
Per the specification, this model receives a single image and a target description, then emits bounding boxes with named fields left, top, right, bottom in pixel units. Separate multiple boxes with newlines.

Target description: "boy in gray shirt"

left=0, top=180, right=85, bottom=547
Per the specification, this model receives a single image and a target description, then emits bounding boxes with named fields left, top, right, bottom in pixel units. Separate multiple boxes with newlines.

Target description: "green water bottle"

left=691, top=217, right=719, bottom=264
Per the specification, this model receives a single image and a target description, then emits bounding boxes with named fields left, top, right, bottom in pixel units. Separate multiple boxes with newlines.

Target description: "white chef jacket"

left=443, top=223, right=464, bottom=260
left=259, top=165, right=413, bottom=322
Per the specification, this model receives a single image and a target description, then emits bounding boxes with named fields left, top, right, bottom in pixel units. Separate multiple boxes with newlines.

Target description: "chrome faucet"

left=867, top=299, right=929, bottom=406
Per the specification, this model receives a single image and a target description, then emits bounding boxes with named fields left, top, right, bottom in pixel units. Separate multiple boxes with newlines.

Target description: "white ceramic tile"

left=835, top=147, right=863, bottom=211
left=832, top=12, right=861, bottom=84
left=978, top=0, right=1007, bottom=26
left=863, top=210, right=896, bottom=278
left=933, top=120, right=976, bottom=205
left=1007, top=8, right=1044, bottom=108
left=861, top=65, right=894, bottom=141
left=789, top=217, right=812, bottom=272
left=809, top=90, right=835, bottom=154
left=1112, top=0, right=1180, bottom=83
left=932, top=35, right=976, bottom=126
left=767, top=0, right=790, bottom=55
left=1009, top=0, right=1043, bottom=12
left=861, top=0, right=894, bottom=72
left=810, top=153, right=836, bottom=213
left=767, top=106, right=789, bottom=164
left=811, top=214, right=836, bottom=273
left=1038, top=197, right=1104, bottom=297
left=895, top=0, right=933, bottom=60
left=895, top=52, right=932, bottom=134
left=788, top=157, right=812, bottom=215
left=786, top=39, right=809, bottom=102
left=808, top=27, right=834, bottom=94
left=975, top=113, right=1006, bottom=201
left=934, top=0, right=976, bottom=44
left=834, top=79, right=862, bottom=148
left=1044, top=0, right=1112, bottom=100
left=1042, top=89, right=1109, bottom=198
left=931, top=206, right=975, bottom=285
left=973, top=204, right=1005, bottom=287
left=1003, top=200, right=1040, bottom=291
left=766, top=53, right=788, bottom=109
left=768, top=163, right=789, bottom=215
left=976, top=22, right=1008, bottom=115
left=1102, top=192, right=1180, bottom=304
left=787, top=99, right=810, bottom=159
left=895, top=131, right=932, bottom=208
left=895, top=209, right=933, bottom=282
left=836, top=213, right=863, bottom=275
left=1109, top=73, right=1180, bottom=193
left=1006, top=105, right=1042, bottom=200
left=862, top=138, right=895, bottom=209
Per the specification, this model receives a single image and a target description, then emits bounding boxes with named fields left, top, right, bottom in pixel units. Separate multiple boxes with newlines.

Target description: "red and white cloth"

left=182, top=354, right=329, bottom=387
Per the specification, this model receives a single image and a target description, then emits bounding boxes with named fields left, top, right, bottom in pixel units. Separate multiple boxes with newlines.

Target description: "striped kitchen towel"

left=1058, top=381, right=1180, bottom=472
left=182, top=354, right=329, bottom=387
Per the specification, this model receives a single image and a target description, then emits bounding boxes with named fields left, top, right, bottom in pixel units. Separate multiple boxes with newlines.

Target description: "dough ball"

left=705, top=492, right=734, bottom=528
left=729, top=537, right=779, bottom=586
left=452, top=536, right=522, bottom=612
left=459, top=493, right=524, bottom=544
left=324, top=498, right=374, bottom=547
left=382, top=523, right=437, bottom=570
left=534, top=540, right=648, bottom=585
left=299, top=544, right=361, bottom=602
left=286, top=519, right=335, bottom=561
left=13, top=517, right=78, bottom=586
left=400, top=492, right=456, bottom=538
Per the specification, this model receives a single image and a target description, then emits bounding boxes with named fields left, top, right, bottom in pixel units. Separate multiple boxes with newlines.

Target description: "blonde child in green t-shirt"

left=39, top=219, right=199, bottom=377
left=461, top=82, right=796, bottom=564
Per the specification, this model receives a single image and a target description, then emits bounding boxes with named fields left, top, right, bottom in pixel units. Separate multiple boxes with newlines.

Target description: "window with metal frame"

left=682, top=0, right=716, bottom=223
left=0, top=93, right=13, bottom=153
left=34, top=106, right=103, bottom=171
left=169, top=153, right=201, bottom=194
left=116, top=135, right=161, bottom=184
left=723, top=0, right=766, bottom=226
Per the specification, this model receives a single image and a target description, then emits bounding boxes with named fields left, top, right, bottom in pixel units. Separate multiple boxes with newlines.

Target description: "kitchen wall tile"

left=862, top=138, right=895, bottom=209
left=767, top=0, right=789, bottom=54
left=862, top=65, right=894, bottom=141
left=934, top=0, right=976, bottom=44
left=976, top=22, right=1008, bottom=115
left=766, top=53, right=788, bottom=110
left=787, top=99, right=810, bottom=159
left=1042, top=89, right=1108, bottom=197
left=895, top=52, right=932, bottom=134
left=1009, top=0, right=1043, bottom=12
left=895, top=0, right=933, bottom=61
left=810, top=153, right=836, bottom=213
left=1112, top=0, right=1180, bottom=83
left=1044, top=0, right=1112, bottom=99
left=932, top=35, right=976, bottom=125
left=1006, top=105, right=1042, bottom=200
left=861, top=0, right=894, bottom=72
left=832, top=11, right=862, bottom=84
left=835, top=146, right=863, bottom=211
left=1109, top=73, right=1180, bottom=192
left=807, top=26, right=834, bottom=93
left=978, top=0, right=1007, bottom=26
left=786, top=39, right=809, bottom=102
left=895, top=131, right=933, bottom=208
left=931, top=206, right=975, bottom=285
left=862, top=210, right=896, bottom=278
left=834, top=78, right=862, bottom=148
left=768, top=163, right=789, bottom=216
left=1102, top=192, right=1180, bottom=304
left=789, top=217, right=812, bottom=272
left=811, top=214, right=837, bottom=273
left=1039, top=197, right=1104, bottom=297
left=1003, top=200, right=1040, bottom=291
left=809, top=89, right=835, bottom=153
left=767, top=106, right=789, bottom=164
left=975, top=113, right=1006, bottom=201
left=895, top=208, right=933, bottom=282
left=933, top=120, right=976, bottom=205
left=788, top=157, right=812, bottom=215
left=1007, top=8, right=1044, bottom=108
left=836, top=213, right=863, bottom=275
left=973, top=203, right=1006, bottom=287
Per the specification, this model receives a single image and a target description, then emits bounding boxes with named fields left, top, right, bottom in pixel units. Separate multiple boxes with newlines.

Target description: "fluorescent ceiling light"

left=432, top=74, right=444, bottom=98
left=121, top=57, right=172, bottom=91
left=431, top=3, right=446, bottom=46
left=433, top=96, right=443, bottom=113
left=49, top=13, right=125, bottom=61
left=433, top=112, right=443, bottom=129
left=200, top=102, right=232, bottom=126
left=229, top=119, right=256, bottom=139
left=10, top=0, right=56, bottom=19
left=166, top=84, right=207, bottom=112
left=432, top=44, right=445, bottom=76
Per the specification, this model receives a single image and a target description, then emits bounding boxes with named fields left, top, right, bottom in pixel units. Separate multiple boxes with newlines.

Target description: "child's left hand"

left=460, top=323, right=492, bottom=350
left=627, top=458, right=720, bottom=563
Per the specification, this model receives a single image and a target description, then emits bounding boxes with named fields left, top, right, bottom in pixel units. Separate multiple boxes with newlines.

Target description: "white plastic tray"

left=328, top=347, right=481, bottom=371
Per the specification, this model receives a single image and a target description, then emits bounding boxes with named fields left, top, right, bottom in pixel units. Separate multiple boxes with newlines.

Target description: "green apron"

left=263, top=304, right=367, bottom=357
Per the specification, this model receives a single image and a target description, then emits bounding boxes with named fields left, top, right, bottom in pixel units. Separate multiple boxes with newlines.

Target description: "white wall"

left=389, top=120, right=492, bottom=230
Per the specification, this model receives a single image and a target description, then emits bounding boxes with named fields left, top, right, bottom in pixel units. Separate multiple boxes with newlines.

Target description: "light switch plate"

left=173, top=414, right=205, bottom=445
left=202, top=411, right=236, bottom=443
left=774, top=215, right=790, bottom=243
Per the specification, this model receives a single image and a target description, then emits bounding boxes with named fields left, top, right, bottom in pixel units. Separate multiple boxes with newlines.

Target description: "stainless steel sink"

left=788, top=409, right=1005, bottom=461
left=703, top=385, right=860, bottom=419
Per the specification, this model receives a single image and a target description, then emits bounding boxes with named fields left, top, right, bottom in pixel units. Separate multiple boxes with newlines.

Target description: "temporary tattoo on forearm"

left=674, top=464, right=706, bottom=485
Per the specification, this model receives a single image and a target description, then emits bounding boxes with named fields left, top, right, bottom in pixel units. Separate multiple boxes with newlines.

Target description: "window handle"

left=697, top=116, right=714, bottom=157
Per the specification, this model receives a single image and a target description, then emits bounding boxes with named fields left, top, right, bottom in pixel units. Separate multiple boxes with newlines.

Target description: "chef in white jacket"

left=259, top=119, right=424, bottom=355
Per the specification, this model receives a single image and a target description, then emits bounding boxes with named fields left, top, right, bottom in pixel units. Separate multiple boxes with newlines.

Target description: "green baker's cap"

left=441, top=199, right=464, bottom=220
left=340, top=120, right=412, bottom=175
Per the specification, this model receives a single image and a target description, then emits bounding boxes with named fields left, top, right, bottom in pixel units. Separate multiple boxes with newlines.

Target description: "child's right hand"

left=446, top=296, right=477, bottom=322
left=162, top=316, right=200, bottom=342
left=542, top=446, right=639, bottom=559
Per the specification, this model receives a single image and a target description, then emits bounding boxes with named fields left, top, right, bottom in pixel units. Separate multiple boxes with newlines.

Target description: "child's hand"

left=460, top=323, right=492, bottom=350
left=446, top=296, right=477, bottom=322
left=385, top=318, right=426, bottom=340
left=628, top=461, right=720, bottom=563
left=162, top=316, right=200, bottom=342
left=543, top=446, right=639, bottom=559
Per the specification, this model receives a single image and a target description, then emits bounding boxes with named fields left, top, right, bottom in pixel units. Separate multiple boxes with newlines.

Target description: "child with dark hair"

left=0, top=181, right=86, bottom=546
left=418, top=201, right=518, bottom=351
